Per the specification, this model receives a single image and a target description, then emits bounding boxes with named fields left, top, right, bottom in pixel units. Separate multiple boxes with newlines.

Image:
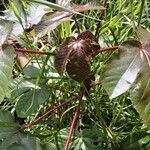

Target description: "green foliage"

left=0, top=0, right=150, bottom=150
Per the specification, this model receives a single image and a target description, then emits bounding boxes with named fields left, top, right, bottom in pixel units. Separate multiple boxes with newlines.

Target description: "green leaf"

left=10, top=78, right=37, bottom=98
left=6, top=135, right=43, bottom=150
left=0, top=132, right=23, bottom=150
left=120, top=131, right=149, bottom=150
left=0, top=110, right=19, bottom=139
left=16, top=86, right=49, bottom=117
left=0, top=45, right=15, bottom=102
left=101, top=40, right=142, bottom=99
left=102, top=27, right=150, bottom=127
left=72, top=128, right=103, bottom=150
left=3, top=4, right=49, bottom=36
left=135, top=27, right=150, bottom=43
left=0, top=19, right=13, bottom=45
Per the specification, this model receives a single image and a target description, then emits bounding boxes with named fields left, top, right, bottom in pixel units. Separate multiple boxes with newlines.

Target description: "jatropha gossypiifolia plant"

left=55, top=27, right=150, bottom=127
left=0, top=0, right=150, bottom=149
left=55, top=31, right=100, bottom=94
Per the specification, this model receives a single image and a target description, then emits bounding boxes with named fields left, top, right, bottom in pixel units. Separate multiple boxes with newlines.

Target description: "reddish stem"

left=15, top=46, right=119, bottom=56
left=64, top=91, right=84, bottom=150
left=25, top=95, right=78, bottom=129
left=98, top=45, right=120, bottom=53
left=15, top=48, right=56, bottom=55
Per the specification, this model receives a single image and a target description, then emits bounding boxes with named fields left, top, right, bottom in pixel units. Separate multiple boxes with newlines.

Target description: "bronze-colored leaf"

left=77, top=31, right=100, bottom=57
left=66, top=48, right=90, bottom=82
left=54, top=37, right=75, bottom=75
left=55, top=30, right=100, bottom=82
left=77, top=30, right=95, bottom=41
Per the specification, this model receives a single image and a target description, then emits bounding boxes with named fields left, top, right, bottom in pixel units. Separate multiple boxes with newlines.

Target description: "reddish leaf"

left=54, top=37, right=75, bottom=75
left=66, top=47, right=91, bottom=83
left=55, top=31, right=100, bottom=82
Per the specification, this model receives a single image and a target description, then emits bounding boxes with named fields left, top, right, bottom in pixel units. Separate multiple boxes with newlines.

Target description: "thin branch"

left=64, top=91, right=84, bottom=150
left=15, top=48, right=56, bottom=56
left=25, top=95, right=78, bottom=129
left=94, top=45, right=120, bottom=56
left=15, top=46, right=119, bottom=57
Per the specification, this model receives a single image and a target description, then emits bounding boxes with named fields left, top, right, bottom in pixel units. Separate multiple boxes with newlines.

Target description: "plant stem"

left=64, top=91, right=84, bottom=150
left=15, top=48, right=56, bottom=55
left=15, top=46, right=119, bottom=56
left=25, top=95, right=78, bottom=129
left=95, top=45, right=120, bottom=56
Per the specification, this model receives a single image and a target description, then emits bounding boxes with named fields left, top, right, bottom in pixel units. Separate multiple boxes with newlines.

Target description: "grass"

left=1, top=0, right=150, bottom=149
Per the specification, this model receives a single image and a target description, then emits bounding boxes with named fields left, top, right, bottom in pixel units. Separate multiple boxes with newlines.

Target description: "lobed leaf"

left=55, top=31, right=100, bottom=82
left=35, top=11, right=73, bottom=37
left=55, top=37, right=75, bottom=75
left=0, top=45, right=15, bottom=102
left=102, top=27, right=150, bottom=127
left=0, top=19, right=13, bottom=45
left=16, top=85, right=49, bottom=118
left=101, top=40, right=142, bottom=99
left=66, top=46, right=91, bottom=83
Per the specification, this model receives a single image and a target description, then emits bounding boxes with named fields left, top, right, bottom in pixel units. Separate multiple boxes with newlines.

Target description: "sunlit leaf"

left=0, top=19, right=13, bottom=45
left=3, top=4, right=49, bottom=36
left=34, top=2, right=105, bottom=37
left=0, top=45, right=15, bottom=102
left=102, top=27, right=150, bottom=127
left=35, top=11, right=72, bottom=37
left=102, top=40, right=142, bottom=99
left=16, top=85, right=49, bottom=118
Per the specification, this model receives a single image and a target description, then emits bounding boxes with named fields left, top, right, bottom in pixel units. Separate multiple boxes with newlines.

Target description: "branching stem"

left=25, top=95, right=79, bottom=129
left=64, top=91, right=84, bottom=150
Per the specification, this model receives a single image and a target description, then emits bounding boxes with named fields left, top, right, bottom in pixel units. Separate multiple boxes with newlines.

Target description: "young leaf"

left=0, top=19, right=13, bottom=45
left=0, top=45, right=15, bottom=102
left=16, top=85, right=49, bottom=118
left=66, top=47, right=91, bottom=83
left=55, top=31, right=100, bottom=82
left=55, top=37, right=76, bottom=75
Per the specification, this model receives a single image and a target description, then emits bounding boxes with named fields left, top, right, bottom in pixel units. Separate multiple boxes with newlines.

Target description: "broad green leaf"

left=120, top=131, right=149, bottom=150
left=135, top=27, right=150, bottom=43
left=102, top=27, right=150, bottom=127
left=16, top=86, right=49, bottom=118
left=10, top=78, right=38, bottom=98
left=0, top=110, right=19, bottom=139
left=0, top=45, right=15, bottom=102
left=72, top=128, right=103, bottom=150
left=6, top=135, right=43, bottom=150
left=0, top=19, right=13, bottom=45
left=101, top=40, right=142, bottom=99
left=0, top=132, right=23, bottom=149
